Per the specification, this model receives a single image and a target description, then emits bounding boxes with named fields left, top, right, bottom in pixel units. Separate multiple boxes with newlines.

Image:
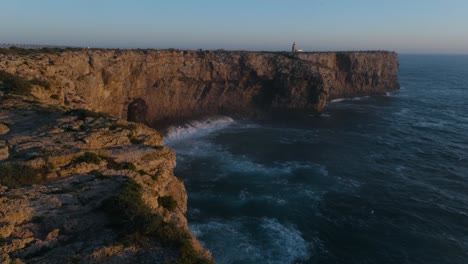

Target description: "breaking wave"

left=163, top=116, right=235, bottom=144
left=190, top=218, right=311, bottom=264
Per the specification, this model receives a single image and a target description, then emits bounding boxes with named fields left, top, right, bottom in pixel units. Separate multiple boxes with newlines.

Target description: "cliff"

left=0, top=50, right=399, bottom=126
left=0, top=95, right=212, bottom=263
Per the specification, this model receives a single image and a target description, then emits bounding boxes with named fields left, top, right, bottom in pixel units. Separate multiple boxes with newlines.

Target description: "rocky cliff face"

left=0, top=95, right=212, bottom=263
left=0, top=50, right=399, bottom=126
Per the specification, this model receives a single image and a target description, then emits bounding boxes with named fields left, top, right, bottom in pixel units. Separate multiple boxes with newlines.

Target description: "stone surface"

left=0, top=50, right=399, bottom=126
left=0, top=97, right=212, bottom=264
left=0, top=124, right=9, bottom=135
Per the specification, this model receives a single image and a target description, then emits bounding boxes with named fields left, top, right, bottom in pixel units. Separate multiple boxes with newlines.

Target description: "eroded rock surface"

left=0, top=95, right=212, bottom=264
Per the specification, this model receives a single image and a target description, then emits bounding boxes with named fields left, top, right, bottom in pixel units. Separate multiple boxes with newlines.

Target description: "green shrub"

left=29, top=78, right=50, bottom=89
left=0, top=163, right=53, bottom=188
left=50, top=94, right=60, bottom=100
left=92, top=170, right=106, bottom=180
left=74, top=152, right=101, bottom=165
left=101, top=156, right=137, bottom=172
left=115, top=162, right=136, bottom=171
left=109, top=124, right=118, bottom=131
left=0, top=70, right=32, bottom=95
left=158, top=196, right=177, bottom=212
left=0, top=235, right=5, bottom=246
left=129, top=136, right=144, bottom=144
left=102, top=180, right=211, bottom=264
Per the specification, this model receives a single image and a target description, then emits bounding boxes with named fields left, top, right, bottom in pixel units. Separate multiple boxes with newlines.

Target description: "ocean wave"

left=190, top=217, right=311, bottom=264
left=330, top=96, right=371, bottom=103
left=330, top=98, right=346, bottom=103
left=163, top=116, right=235, bottom=144
left=352, top=96, right=370, bottom=101
left=172, top=134, right=327, bottom=179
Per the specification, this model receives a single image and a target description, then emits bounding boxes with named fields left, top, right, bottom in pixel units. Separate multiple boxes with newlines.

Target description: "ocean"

left=165, top=54, right=468, bottom=264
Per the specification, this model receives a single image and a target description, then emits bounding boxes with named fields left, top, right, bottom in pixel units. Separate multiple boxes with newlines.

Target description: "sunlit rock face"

left=0, top=50, right=398, bottom=125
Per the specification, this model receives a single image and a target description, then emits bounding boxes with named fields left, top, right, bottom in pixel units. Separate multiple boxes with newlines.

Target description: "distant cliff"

left=0, top=50, right=399, bottom=126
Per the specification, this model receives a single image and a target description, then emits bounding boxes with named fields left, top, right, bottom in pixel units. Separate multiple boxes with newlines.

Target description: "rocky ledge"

left=0, top=94, right=212, bottom=263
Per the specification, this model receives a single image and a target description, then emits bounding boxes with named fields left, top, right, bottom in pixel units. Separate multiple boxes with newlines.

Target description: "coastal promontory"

left=0, top=48, right=399, bottom=263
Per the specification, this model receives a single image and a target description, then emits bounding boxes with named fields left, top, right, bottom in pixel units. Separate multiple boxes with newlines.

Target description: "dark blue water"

left=166, top=55, right=468, bottom=264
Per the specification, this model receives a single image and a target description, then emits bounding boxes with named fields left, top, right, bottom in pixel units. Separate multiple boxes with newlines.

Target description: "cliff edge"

left=0, top=49, right=399, bottom=126
left=0, top=94, right=212, bottom=263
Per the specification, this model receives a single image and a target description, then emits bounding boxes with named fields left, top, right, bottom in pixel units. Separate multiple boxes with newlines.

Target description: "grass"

left=158, top=196, right=177, bottom=212
left=102, top=180, right=212, bottom=264
left=0, top=162, right=53, bottom=188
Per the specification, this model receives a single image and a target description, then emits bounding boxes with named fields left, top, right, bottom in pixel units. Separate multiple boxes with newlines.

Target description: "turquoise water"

left=166, top=55, right=468, bottom=264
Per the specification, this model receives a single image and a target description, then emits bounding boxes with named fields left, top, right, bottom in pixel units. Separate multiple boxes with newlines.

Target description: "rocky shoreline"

left=0, top=48, right=399, bottom=263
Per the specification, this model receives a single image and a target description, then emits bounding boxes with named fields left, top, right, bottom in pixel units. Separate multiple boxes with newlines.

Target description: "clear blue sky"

left=1, top=0, right=467, bottom=54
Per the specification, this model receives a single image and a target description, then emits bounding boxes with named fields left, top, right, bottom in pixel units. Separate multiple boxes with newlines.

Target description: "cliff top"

left=0, top=46, right=397, bottom=57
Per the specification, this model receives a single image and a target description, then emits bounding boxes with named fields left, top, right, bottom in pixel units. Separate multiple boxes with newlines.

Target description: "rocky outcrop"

left=0, top=95, right=212, bottom=263
left=0, top=50, right=399, bottom=126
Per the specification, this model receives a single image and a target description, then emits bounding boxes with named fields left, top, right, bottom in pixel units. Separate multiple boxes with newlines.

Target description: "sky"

left=1, top=0, right=467, bottom=54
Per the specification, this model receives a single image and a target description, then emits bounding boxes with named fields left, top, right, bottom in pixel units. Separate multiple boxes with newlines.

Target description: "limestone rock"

left=0, top=124, right=9, bottom=135
left=0, top=50, right=399, bottom=125
left=0, top=97, right=213, bottom=263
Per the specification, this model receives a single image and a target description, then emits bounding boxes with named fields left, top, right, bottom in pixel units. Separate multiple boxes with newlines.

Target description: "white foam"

left=330, top=98, right=346, bottom=103
left=413, top=120, right=448, bottom=129
left=164, top=116, right=235, bottom=144
left=330, top=96, right=370, bottom=103
left=260, top=218, right=311, bottom=263
left=190, top=218, right=311, bottom=264
left=352, top=96, right=370, bottom=101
